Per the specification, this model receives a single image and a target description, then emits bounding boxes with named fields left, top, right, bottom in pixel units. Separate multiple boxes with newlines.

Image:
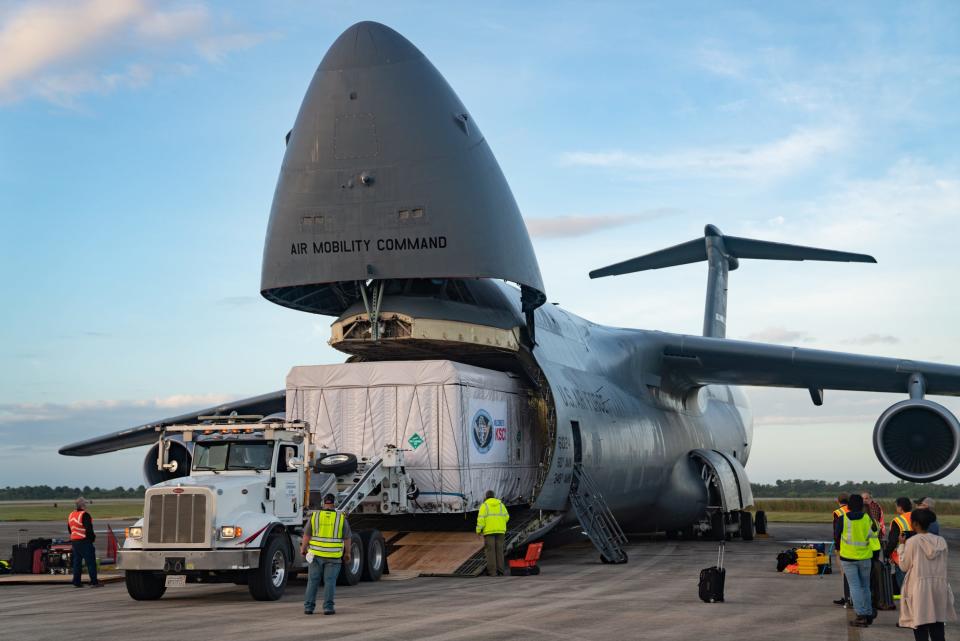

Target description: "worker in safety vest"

left=834, top=494, right=879, bottom=628
left=832, top=493, right=851, bottom=607
left=476, top=490, right=510, bottom=576
left=300, top=493, right=351, bottom=615
left=885, top=496, right=913, bottom=595
left=67, top=497, right=101, bottom=587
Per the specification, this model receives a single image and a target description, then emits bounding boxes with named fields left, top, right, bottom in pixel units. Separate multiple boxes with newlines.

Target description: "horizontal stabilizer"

left=589, top=224, right=875, bottom=279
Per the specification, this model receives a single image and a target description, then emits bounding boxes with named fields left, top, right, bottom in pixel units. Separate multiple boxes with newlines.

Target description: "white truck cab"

left=120, top=418, right=410, bottom=601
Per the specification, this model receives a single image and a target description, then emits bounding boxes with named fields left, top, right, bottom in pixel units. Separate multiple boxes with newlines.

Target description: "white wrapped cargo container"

left=286, top=360, right=541, bottom=512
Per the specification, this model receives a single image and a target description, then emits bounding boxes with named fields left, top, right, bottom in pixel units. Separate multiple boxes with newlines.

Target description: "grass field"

left=756, top=498, right=960, bottom=528
left=0, top=500, right=143, bottom=522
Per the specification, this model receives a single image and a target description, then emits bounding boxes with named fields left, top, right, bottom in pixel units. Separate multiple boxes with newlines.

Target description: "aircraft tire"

left=315, top=453, right=358, bottom=476
left=740, top=511, right=754, bottom=541
left=360, top=529, right=385, bottom=581
left=125, top=570, right=166, bottom=600
left=337, top=532, right=364, bottom=586
left=710, top=512, right=725, bottom=541
left=754, top=510, right=768, bottom=535
left=248, top=534, right=289, bottom=601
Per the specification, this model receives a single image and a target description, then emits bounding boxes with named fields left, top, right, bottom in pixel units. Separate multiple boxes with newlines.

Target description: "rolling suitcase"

left=699, top=542, right=725, bottom=603
left=11, top=545, right=32, bottom=573
left=873, top=559, right=896, bottom=610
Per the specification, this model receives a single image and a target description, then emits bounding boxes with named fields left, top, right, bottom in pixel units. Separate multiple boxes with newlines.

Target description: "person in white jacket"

left=897, top=508, right=956, bottom=641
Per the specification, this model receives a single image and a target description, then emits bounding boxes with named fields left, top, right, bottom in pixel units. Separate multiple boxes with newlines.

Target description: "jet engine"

left=873, top=399, right=960, bottom=482
left=143, top=439, right=191, bottom=485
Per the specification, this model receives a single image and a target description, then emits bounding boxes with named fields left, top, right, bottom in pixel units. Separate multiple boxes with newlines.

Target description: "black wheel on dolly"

left=314, top=453, right=358, bottom=476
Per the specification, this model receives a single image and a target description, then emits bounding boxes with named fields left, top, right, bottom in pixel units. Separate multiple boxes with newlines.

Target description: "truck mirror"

left=287, top=457, right=304, bottom=468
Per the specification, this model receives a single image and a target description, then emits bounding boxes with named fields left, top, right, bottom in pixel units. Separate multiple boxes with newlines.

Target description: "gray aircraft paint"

left=61, top=21, right=960, bottom=533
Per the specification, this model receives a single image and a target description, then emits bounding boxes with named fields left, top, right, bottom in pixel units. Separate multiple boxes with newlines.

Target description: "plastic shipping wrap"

left=287, top=360, right=541, bottom=513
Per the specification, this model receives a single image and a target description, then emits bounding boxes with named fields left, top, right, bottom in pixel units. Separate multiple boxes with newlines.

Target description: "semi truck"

left=119, top=360, right=555, bottom=601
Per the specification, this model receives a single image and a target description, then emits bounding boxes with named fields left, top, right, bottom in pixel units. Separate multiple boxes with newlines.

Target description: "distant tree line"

left=751, top=479, right=960, bottom=499
left=0, top=485, right=146, bottom=500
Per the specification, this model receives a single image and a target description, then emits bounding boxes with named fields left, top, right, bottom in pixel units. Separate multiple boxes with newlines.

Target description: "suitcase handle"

left=717, top=541, right=725, bottom=570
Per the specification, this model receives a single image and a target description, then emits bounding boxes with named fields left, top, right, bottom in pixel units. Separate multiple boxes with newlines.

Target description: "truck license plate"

left=165, top=575, right=186, bottom=588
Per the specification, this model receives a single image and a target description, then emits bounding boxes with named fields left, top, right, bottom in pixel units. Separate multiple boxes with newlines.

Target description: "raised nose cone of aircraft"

left=261, top=21, right=545, bottom=316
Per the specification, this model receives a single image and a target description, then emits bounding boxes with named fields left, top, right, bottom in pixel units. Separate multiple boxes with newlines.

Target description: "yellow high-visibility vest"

left=309, top=510, right=345, bottom=558
left=840, top=514, right=878, bottom=560
left=476, top=498, right=509, bottom=535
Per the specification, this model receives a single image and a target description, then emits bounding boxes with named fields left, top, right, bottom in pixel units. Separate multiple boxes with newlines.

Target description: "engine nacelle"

left=873, top=399, right=960, bottom=482
left=143, top=440, right=192, bottom=486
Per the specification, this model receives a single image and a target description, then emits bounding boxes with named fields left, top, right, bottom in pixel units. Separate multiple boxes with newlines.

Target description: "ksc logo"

left=471, top=409, right=494, bottom=453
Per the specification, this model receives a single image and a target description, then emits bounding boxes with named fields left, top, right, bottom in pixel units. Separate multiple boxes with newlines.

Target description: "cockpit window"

left=193, top=441, right=275, bottom=471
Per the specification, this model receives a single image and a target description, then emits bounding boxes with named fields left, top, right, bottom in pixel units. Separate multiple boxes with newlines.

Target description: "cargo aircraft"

left=62, top=22, right=960, bottom=546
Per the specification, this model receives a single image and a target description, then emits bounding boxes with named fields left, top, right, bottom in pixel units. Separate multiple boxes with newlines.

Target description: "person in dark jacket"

left=916, top=498, right=940, bottom=535
left=67, top=497, right=101, bottom=587
left=887, top=497, right=914, bottom=594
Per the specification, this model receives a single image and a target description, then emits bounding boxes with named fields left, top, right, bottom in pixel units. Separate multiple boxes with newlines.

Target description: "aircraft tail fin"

left=589, top=224, right=875, bottom=338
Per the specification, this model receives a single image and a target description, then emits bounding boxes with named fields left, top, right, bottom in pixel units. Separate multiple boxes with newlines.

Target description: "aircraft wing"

left=658, top=334, right=960, bottom=397
left=58, top=390, right=286, bottom=456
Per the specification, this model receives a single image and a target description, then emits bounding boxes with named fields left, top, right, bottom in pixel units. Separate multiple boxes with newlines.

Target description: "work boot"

left=323, top=609, right=335, bottom=616
left=89, top=582, right=104, bottom=588
left=833, top=598, right=846, bottom=606
left=850, top=616, right=870, bottom=627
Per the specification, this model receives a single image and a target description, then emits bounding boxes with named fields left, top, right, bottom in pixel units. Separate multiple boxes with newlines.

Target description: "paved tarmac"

left=1, top=523, right=956, bottom=641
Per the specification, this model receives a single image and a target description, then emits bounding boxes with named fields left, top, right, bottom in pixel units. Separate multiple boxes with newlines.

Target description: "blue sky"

left=1, top=1, right=959, bottom=487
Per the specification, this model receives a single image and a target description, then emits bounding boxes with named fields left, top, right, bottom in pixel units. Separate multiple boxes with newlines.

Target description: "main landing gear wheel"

left=754, top=510, right=768, bottom=535
left=337, top=532, right=364, bottom=586
left=740, top=511, right=754, bottom=541
left=315, top=453, right=358, bottom=476
left=248, top=534, right=289, bottom=601
left=360, top=529, right=385, bottom=582
left=710, top=512, right=725, bottom=541
left=125, top=570, right=166, bottom=600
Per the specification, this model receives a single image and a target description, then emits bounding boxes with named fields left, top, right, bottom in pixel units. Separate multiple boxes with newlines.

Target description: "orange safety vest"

left=68, top=510, right=87, bottom=541
left=891, top=512, right=913, bottom=565
left=832, top=505, right=850, bottom=518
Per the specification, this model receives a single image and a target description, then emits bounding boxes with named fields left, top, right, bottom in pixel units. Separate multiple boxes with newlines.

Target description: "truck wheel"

left=360, top=529, right=385, bottom=582
left=125, top=570, right=166, bottom=600
left=315, top=453, right=358, bottom=476
left=337, top=532, right=363, bottom=586
left=248, top=534, right=289, bottom=601
left=740, top=511, right=754, bottom=541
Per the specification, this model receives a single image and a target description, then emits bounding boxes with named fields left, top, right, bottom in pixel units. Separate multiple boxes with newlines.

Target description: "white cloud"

left=0, top=0, right=145, bottom=96
left=0, top=0, right=270, bottom=105
left=525, top=209, right=678, bottom=239
left=560, top=127, right=849, bottom=179
left=0, top=393, right=235, bottom=425
left=844, top=334, right=900, bottom=346
left=745, top=326, right=815, bottom=344
left=696, top=41, right=748, bottom=78
left=136, top=4, right=207, bottom=40
left=196, top=32, right=274, bottom=63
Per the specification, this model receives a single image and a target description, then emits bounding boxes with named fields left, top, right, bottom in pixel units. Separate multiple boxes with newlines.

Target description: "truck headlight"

left=219, top=526, right=243, bottom=539
left=126, top=527, right=142, bottom=539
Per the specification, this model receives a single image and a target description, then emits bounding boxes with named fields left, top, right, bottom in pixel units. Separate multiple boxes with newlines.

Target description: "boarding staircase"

left=570, top=464, right=628, bottom=563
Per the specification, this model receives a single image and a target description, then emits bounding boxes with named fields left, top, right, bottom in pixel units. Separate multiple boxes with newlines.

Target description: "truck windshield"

left=193, top=441, right=274, bottom=471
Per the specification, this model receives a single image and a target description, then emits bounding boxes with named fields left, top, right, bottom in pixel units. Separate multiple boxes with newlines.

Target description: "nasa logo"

left=471, top=409, right=494, bottom=454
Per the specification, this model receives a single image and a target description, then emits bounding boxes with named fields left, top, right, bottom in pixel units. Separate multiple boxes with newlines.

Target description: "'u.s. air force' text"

left=291, top=236, right=448, bottom=255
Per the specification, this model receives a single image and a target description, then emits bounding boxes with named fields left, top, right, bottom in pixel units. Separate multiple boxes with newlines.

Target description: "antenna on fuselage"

left=588, top=224, right=876, bottom=338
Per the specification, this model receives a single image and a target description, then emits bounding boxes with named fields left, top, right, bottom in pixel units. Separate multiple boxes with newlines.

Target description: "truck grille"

left=146, top=492, right=209, bottom=545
